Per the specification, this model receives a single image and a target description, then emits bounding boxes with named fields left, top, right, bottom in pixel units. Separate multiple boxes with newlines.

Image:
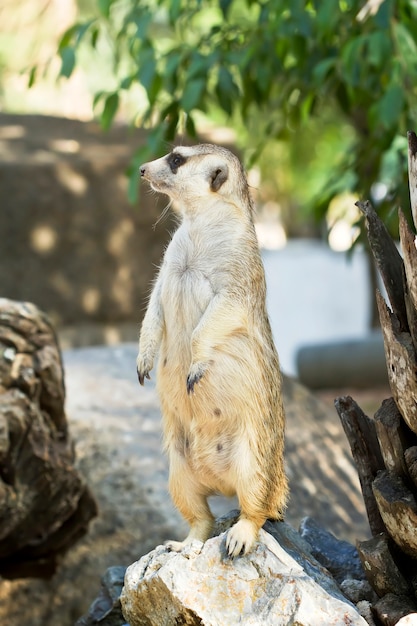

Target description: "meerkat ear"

left=210, top=164, right=228, bottom=192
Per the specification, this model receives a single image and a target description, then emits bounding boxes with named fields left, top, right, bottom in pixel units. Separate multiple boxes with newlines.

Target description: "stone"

left=121, top=517, right=367, bottom=626
left=0, top=298, right=97, bottom=578
left=356, top=601, right=378, bottom=626
left=75, top=566, right=128, bottom=626
left=298, top=516, right=365, bottom=583
left=340, top=579, right=378, bottom=605
left=397, top=615, right=417, bottom=625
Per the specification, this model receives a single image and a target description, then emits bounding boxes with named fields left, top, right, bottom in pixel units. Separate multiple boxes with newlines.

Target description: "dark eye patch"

left=167, top=151, right=187, bottom=173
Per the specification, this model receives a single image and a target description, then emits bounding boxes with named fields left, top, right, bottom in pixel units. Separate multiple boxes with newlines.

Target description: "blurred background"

left=1, top=0, right=416, bottom=387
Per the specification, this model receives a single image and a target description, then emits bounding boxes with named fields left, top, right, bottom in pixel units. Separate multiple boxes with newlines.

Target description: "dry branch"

left=356, top=200, right=408, bottom=332
left=372, top=470, right=417, bottom=559
left=377, top=291, right=417, bottom=435
left=334, top=396, right=385, bottom=535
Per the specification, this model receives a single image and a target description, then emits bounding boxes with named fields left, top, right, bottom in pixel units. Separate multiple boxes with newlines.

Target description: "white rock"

left=397, top=615, right=417, bottom=625
left=121, top=526, right=367, bottom=626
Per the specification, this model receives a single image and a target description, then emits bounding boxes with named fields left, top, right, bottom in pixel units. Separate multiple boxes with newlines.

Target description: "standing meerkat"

left=136, top=143, right=288, bottom=557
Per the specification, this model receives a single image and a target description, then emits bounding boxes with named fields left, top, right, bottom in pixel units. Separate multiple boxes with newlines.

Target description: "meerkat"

left=136, top=143, right=288, bottom=557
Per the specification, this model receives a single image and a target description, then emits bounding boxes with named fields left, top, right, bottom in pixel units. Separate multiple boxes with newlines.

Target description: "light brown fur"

left=136, top=144, right=288, bottom=556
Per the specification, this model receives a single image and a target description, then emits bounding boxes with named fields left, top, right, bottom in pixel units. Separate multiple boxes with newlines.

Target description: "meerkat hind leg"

left=165, top=455, right=215, bottom=551
left=165, top=516, right=214, bottom=552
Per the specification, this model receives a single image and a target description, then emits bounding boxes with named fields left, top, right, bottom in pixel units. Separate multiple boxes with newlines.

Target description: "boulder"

left=121, top=514, right=367, bottom=626
left=299, top=516, right=365, bottom=584
left=0, top=298, right=97, bottom=578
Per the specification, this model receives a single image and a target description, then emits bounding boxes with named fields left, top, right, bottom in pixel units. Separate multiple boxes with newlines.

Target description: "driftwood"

left=373, top=594, right=417, bottom=626
left=335, top=132, right=417, bottom=623
left=356, top=533, right=410, bottom=597
left=0, top=298, right=97, bottom=578
left=374, top=398, right=410, bottom=478
left=372, top=471, right=417, bottom=559
left=334, top=396, right=385, bottom=535
left=404, top=447, right=417, bottom=489
left=355, top=199, right=408, bottom=332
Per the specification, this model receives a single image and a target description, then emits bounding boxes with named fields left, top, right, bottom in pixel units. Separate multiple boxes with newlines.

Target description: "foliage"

left=46, top=0, right=417, bottom=228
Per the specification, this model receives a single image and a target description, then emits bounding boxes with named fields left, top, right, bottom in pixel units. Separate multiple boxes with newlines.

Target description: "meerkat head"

left=139, top=144, right=253, bottom=215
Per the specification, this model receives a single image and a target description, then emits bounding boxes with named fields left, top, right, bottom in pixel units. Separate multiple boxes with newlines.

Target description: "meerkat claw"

left=186, top=370, right=205, bottom=394
left=137, top=369, right=150, bottom=386
left=186, top=374, right=199, bottom=394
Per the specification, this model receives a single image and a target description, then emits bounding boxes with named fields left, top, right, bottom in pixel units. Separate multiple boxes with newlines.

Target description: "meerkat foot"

left=165, top=539, right=188, bottom=552
left=165, top=517, right=214, bottom=552
left=226, top=519, right=259, bottom=558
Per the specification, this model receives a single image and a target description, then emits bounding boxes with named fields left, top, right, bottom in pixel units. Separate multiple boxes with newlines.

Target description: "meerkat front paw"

left=226, top=519, right=258, bottom=557
left=136, top=353, right=153, bottom=386
left=186, top=361, right=208, bottom=394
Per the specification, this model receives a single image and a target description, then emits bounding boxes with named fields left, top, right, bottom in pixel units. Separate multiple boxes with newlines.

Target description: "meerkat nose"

left=139, top=165, right=147, bottom=177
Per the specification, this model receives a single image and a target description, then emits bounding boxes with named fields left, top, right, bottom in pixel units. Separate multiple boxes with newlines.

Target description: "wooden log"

left=377, top=290, right=417, bottom=435
left=372, top=470, right=417, bottom=559
left=356, top=200, right=408, bottom=332
left=399, top=209, right=417, bottom=352
left=404, top=447, right=417, bottom=489
left=334, top=396, right=385, bottom=535
left=407, top=130, right=417, bottom=230
left=374, top=398, right=409, bottom=478
left=356, top=533, right=410, bottom=598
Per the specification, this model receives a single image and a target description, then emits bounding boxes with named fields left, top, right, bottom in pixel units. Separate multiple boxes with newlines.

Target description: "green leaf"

left=187, top=52, right=210, bottom=80
left=366, top=31, right=391, bottom=67
left=126, top=146, right=150, bottom=204
left=98, top=0, right=113, bottom=18
left=169, top=0, right=182, bottom=24
left=58, top=25, right=79, bottom=51
left=219, top=0, right=233, bottom=19
left=372, top=83, right=404, bottom=130
left=341, top=35, right=366, bottom=86
left=75, top=19, right=95, bottom=45
left=59, top=46, right=76, bottom=78
left=137, top=47, right=157, bottom=93
left=27, top=66, right=37, bottom=88
left=91, top=25, right=99, bottom=48
left=181, top=78, right=205, bottom=112
left=312, top=57, right=336, bottom=84
left=100, top=92, right=119, bottom=130
left=185, top=113, right=197, bottom=137
left=215, top=66, right=239, bottom=116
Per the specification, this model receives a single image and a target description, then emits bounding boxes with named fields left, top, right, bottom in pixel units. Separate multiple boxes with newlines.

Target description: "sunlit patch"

left=56, top=162, right=88, bottom=195
left=0, top=125, right=25, bottom=139
left=30, top=225, right=57, bottom=253
left=49, top=139, right=80, bottom=154
left=326, top=192, right=360, bottom=252
left=255, top=220, right=287, bottom=250
left=82, top=287, right=101, bottom=313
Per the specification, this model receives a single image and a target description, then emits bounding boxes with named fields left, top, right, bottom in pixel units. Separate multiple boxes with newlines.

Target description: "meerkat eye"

left=167, top=152, right=186, bottom=172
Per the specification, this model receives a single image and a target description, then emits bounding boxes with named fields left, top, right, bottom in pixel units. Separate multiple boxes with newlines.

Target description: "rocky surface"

left=121, top=512, right=367, bottom=626
left=0, top=343, right=371, bottom=625
left=0, top=299, right=97, bottom=578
